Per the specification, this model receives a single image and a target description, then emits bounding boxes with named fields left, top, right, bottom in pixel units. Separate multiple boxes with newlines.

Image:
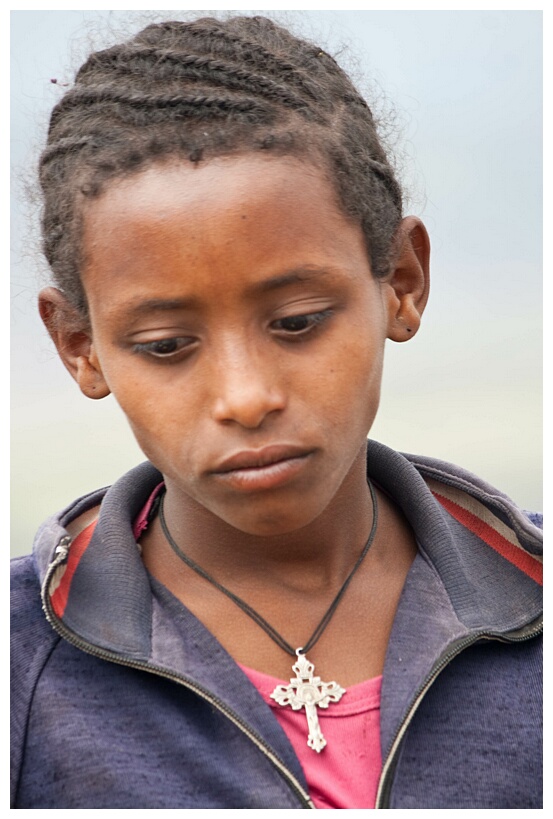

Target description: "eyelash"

left=131, top=310, right=334, bottom=359
left=132, top=337, right=195, bottom=359
left=271, top=309, right=334, bottom=338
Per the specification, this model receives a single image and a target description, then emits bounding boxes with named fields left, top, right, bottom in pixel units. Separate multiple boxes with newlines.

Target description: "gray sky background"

left=11, top=7, right=542, bottom=556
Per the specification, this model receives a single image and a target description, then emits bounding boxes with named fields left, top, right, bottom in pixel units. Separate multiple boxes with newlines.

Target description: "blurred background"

left=11, top=9, right=542, bottom=557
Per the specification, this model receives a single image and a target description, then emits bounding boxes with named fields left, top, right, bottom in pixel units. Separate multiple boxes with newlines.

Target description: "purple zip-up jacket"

left=11, top=441, right=542, bottom=808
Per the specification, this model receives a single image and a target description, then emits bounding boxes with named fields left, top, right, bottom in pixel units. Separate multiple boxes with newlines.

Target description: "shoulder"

left=523, top=510, right=543, bottom=530
left=368, top=441, right=542, bottom=550
left=11, top=552, right=60, bottom=683
left=11, top=555, right=59, bottom=692
left=11, top=555, right=61, bottom=805
left=367, top=441, right=542, bottom=628
left=396, top=448, right=543, bottom=555
left=11, top=554, right=46, bottom=628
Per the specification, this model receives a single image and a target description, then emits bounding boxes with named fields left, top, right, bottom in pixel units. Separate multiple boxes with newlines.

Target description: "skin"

left=40, top=154, right=430, bottom=684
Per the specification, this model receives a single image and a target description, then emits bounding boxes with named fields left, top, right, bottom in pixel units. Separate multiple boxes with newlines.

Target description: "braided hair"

left=39, top=16, right=403, bottom=315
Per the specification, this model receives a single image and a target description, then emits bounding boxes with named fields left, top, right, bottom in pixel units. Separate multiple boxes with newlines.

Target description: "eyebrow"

left=123, top=297, right=200, bottom=317
left=250, top=267, right=336, bottom=295
left=120, top=267, right=338, bottom=318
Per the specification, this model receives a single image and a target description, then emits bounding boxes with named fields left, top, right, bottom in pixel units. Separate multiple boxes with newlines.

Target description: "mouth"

left=210, top=445, right=314, bottom=492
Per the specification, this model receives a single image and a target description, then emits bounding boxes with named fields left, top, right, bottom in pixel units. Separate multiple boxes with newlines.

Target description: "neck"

left=139, top=443, right=419, bottom=685
left=148, top=445, right=374, bottom=591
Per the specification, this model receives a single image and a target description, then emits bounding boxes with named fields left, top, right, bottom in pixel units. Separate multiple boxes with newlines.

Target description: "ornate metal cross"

left=270, top=649, right=346, bottom=752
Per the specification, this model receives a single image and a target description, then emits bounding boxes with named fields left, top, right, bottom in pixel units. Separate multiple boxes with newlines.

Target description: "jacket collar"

left=35, top=441, right=542, bottom=659
left=367, top=441, right=542, bottom=631
left=365, top=441, right=542, bottom=762
left=35, top=460, right=310, bottom=793
left=35, top=441, right=542, bottom=763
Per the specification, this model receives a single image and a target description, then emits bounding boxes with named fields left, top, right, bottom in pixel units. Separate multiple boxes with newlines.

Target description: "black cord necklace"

left=158, top=479, right=378, bottom=753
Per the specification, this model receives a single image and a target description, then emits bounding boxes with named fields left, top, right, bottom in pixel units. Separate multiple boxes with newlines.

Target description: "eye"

left=271, top=309, right=333, bottom=338
left=132, top=337, right=195, bottom=359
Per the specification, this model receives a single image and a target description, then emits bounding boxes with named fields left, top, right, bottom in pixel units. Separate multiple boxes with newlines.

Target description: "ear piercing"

left=397, top=316, right=412, bottom=334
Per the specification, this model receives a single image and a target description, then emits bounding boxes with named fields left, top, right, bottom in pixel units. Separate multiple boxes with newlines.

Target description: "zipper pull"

left=54, top=535, right=71, bottom=560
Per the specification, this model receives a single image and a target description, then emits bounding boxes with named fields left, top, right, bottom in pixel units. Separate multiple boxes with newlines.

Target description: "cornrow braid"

left=133, top=18, right=332, bottom=97
left=79, top=49, right=322, bottom=109
left=39, top=15, right=403, bottom=314
left=50, top=87, right=281, bottom=127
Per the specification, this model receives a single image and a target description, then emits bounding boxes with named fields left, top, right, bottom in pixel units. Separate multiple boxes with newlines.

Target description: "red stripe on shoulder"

left=50, top=519, right=99, bottom=617
left=433, top=492, right=542, bottom=586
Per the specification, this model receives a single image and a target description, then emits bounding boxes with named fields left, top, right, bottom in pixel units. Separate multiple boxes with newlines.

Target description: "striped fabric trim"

left=426, top=478, right=542, bottom=586
left=50, top=519, right=98, bottom=618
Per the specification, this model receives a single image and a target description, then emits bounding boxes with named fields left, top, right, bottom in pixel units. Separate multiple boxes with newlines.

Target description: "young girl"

left=10, top=15, right=542, bottom=810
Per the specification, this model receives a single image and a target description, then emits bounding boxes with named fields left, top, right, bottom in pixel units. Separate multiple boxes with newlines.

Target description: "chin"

left=216, top=501, right=322, bottom=538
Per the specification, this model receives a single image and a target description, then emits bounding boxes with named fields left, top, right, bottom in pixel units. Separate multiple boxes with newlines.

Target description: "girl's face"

left=73, top=156, right=413, bottom=535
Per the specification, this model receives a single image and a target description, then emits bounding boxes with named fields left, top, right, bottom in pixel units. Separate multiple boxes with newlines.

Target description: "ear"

left=385, top=216, right=430, bottom=343
left=38, top=287, right=111, bottom=399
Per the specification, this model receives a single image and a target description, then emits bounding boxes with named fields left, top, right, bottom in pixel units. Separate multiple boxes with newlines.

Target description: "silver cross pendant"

left=270, top=649, right=346, bottom=752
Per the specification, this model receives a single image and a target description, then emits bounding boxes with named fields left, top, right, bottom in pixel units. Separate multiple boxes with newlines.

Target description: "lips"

left=210, top=445, right=314, bottom=492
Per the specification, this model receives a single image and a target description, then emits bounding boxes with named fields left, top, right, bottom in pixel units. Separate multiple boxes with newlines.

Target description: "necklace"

left=158, top=480, right=378, bottom=753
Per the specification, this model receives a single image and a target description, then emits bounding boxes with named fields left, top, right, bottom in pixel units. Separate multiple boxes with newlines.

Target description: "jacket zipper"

left=44, top=536, right=542, bottom=811
left=41, top=537, right=315, bottom=810
left=374, top=618, right=543, bottom=809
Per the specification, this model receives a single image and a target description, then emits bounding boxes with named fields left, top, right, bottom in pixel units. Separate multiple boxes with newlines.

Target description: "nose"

left=211, top=338, right=286, bottom=429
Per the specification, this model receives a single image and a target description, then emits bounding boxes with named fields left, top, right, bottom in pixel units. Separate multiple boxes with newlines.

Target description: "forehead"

left=80, top=154, right=371, bottom=302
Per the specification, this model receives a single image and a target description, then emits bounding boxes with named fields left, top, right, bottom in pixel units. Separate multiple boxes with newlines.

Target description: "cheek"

left=335, top=342, right=383, bottom=384
left=308, top=335, right=385, bottom=434
left=122, top=391, right=216, bottom=490
left=100, top=370, right=190, bottom=460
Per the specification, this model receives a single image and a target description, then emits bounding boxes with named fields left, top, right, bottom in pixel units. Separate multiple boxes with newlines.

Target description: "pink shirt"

left=240, top=664, right=382, bottom=809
